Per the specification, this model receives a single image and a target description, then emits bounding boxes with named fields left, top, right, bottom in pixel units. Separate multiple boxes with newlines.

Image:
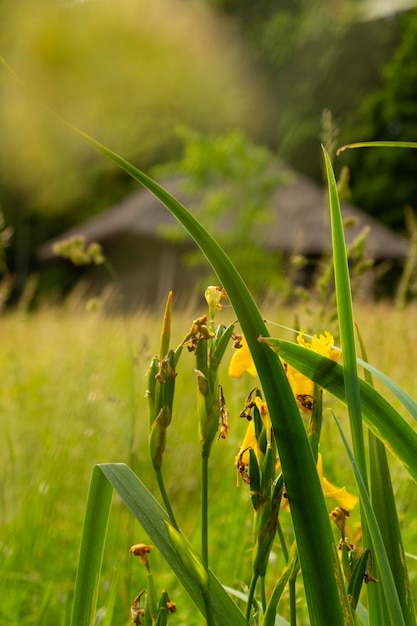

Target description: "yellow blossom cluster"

left=231, top=330, right=358, bottom=510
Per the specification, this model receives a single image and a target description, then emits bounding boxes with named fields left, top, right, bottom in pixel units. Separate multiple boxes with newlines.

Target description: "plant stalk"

left=201, top=452, right=210, bottom=568
left=245, top=573, right=259, bottom=623
left=155, top=466, right=179, bottom=531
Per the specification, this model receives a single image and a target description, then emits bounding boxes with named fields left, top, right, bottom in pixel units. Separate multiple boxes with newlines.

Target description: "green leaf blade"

left=70, top=466, right=114, bottom=626
left=333, top=412, right=406, bottom=626
left=323, top=147, right=367, bottom=481
left=99, top=463, right=247, bottom=626
left=263, top=338, right=417, bottom=484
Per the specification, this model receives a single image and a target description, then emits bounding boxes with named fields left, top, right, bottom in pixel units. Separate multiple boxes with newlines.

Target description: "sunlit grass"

left=0, top=301, right=416, bottom=624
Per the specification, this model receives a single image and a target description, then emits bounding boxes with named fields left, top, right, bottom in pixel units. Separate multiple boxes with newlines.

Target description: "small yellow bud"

left=330, top=506, right=350, bottom=536
left=204, top=285, right=227, bottom=310
left=130, top=543, right=153, bottom=558
left=130, top=544, right=153, bottom=572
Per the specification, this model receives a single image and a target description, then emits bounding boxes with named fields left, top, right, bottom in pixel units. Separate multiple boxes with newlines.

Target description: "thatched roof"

left=39, top=171, right=408, bottom=262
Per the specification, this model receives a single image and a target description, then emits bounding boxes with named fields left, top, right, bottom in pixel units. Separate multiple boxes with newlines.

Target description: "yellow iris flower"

left=228, top=334, right=258, bottom=378
left=229, top=330, right=340, bottom=414
left=236, top=421, right=358, bottom=509
left=232, top=330, right=357, bottom=509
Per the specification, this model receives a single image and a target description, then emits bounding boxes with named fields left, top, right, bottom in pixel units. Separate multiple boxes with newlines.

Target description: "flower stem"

left=201, top=452, right=210, bottom=568
left=276, top=517, right=289, bottom=563
left=289, top=579, right=297, bottom=626
left=155, top=466, right=179, bottom=531
left=245, top=572, right=259, bottom=623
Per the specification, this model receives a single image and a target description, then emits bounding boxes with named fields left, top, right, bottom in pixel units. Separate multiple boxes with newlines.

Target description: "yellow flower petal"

left=317, top=453, right=358, bottom=510
left=297, top=330, right=341, bottom=362
left=235, top=420, right=260, bottom=466
left=254, top=396, right=272, bottom=434
left=228, top=335, right=257, bottom=378
left=286, top=363, right=314, bottom=398
left=320, top=478, right=359, bottom=510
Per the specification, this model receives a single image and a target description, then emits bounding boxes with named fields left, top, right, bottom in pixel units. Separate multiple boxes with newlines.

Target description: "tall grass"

left=1, top=301, right=416, bottom=625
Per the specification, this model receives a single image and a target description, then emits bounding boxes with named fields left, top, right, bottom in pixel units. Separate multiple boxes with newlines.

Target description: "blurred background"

left=1, top=0, right=417, bottom=307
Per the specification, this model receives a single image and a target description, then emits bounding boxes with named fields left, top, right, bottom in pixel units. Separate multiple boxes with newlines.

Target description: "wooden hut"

left=39, top=170, right=408, bottom=308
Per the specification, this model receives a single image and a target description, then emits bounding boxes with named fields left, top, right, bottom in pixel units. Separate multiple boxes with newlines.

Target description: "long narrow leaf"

left=323, top=145, right=384, bottom=620
left=356, top=357, right=417, bottom=422
left=260, top=338, right=417, bottom=484
left=70, top=465, right=114, bottom=626
left=338, top=141, right=417, bottom=155
left=332, top=412, right=406, bottom=626
left=368, top=433, right=416, bottom=625
left=357, top=326, right=416, bottom=626
left=323, top=147, right=367, bottom=480
left=98, top=463, right=247, bottom=626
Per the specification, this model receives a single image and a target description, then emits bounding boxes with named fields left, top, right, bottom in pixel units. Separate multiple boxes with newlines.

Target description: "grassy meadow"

left=1, top=298, right=417, bottom=625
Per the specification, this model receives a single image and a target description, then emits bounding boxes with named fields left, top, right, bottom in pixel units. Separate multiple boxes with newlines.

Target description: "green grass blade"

left=322, top=146, right=381, bottom=620
left=322, top=147, right=367, bottom=482
left=356, top=357, right=417, bottom=422
left=357, top=326, right=416, bottom=625
left=337, top=141, right=417, bottom=155
left=70, top=465, right=114, bottom=626
left=261, top=338, right=417, bottom=484
left=98, top=463, right=247, bottom=626
left=262, top=545, right=299, bottom=626
left=348, top=549, right=370, bottom=609
left=332, top=411, right=406, bottom=626
left=356, top=327, right=404, bottom=626
left=368, top=432, right=416, bottom=625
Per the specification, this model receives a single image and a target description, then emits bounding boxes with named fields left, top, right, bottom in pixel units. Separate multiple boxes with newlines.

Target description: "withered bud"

left=167, top=599, right=177, bottom=613
left=217, top=385, right=230, bottom=440
left=239, top=387, right=258, bottom=420
left=337, top=537, right=354, bottom=552
left=330, top=507, right=350, bottom=535
left=182, top=315, right=216, bottom=351
left=296, top=393, right=316, bottom=412
left=130, top=543, right=153, bottom=558
left=155, top=354, right=177, bottom=384
left=239, top=404, right=254, bottom=420
left=131, top=591, right=146, bottom=625
left=236, top=451, right=251, bottom=486
left=130, top=544, right=153, bottom=572
left=364, top=572, right=379, bottom=584
left=232, top=333, right=243, bottom=349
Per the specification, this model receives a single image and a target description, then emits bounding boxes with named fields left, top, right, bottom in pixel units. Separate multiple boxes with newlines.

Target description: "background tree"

left=208, top=0, right=403, bottom=183
left=341, top=8, right=417, bottom=231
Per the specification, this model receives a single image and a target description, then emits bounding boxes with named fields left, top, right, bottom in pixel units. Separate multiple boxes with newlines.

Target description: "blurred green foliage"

left=153, top=128, right=291, bottom=296
left=0, top=0, right=266, bottom=213
left=207, top=0, right=403, bottom=182
left=0, top=0, right=270, bottom=286
left=342, top=9, right=417, bottom=230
